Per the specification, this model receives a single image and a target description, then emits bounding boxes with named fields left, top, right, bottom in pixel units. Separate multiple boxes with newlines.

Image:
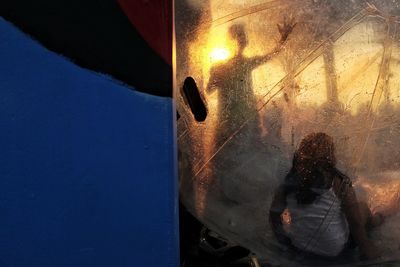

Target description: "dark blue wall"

left=0, top=18, right=178, bottom=267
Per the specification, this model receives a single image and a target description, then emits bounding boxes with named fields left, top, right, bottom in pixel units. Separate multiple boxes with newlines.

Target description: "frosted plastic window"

left=176, top=1, right=400, bottom=265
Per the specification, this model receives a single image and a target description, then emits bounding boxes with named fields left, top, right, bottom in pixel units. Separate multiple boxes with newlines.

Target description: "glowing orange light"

left=356, top=176, right=400, bottom=216
left=209, top=47, right=231, bottom=63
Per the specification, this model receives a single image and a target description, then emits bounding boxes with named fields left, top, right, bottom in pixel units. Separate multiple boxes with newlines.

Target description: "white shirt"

left=286, top=188, right=350, bottom=257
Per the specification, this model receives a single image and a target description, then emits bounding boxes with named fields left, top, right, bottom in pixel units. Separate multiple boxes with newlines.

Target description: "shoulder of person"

left=336, top=171, right=352, bottom=187
left=331, top=169, right=352, bottom=197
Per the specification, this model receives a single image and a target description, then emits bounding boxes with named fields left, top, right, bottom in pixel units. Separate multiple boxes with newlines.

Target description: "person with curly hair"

left=269, top=132, right=382, bottom=260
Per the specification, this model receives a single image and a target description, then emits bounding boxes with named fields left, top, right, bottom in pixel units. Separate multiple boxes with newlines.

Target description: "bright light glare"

left=210, top=48, right=230, bottom=62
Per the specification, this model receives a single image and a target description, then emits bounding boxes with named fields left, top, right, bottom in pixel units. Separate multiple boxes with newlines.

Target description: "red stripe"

left=117, top=0, right=172, bottom=65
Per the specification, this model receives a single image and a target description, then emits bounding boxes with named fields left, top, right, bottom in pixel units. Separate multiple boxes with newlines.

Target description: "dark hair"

left=289, top=132, right=337, bottom=204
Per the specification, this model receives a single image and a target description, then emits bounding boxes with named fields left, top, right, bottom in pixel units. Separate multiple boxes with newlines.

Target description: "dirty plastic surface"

left=176, top=1, right=400, bottom=265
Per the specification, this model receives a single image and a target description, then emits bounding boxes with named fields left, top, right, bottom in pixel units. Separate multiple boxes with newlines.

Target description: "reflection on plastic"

left=177, top=0, right=400, bottom=265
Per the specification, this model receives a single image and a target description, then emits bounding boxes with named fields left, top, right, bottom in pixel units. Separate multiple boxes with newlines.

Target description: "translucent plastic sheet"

left=176, top=1, right=400, bottom=265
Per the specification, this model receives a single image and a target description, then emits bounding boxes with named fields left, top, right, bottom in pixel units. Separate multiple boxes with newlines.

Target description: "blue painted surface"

left=0, top=18, right=178, bottom=267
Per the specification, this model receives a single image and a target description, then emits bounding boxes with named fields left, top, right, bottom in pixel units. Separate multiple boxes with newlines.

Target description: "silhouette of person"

left=206, top=19, right=295, bottom=146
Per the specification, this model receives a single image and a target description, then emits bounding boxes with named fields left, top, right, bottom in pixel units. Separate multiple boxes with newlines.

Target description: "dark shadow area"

left=0, top=0, right=172, bottom=97
left=182, top=77, right=207, bottom=122
left=179, top=203, right=252, bottom=267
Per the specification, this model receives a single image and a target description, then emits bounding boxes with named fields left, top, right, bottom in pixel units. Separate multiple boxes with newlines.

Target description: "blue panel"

left=0, top=18, right=178, bottom=267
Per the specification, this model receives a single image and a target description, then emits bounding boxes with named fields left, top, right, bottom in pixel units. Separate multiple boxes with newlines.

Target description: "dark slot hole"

left=182, top=77, right=207, bottom=122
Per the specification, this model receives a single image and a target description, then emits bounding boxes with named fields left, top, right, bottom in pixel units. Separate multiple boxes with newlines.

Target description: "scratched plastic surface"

left=176, top=1, right=400, bottom=265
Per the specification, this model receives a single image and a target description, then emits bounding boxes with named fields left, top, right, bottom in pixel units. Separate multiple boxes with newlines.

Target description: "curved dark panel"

left=118, top=0, right=172, bottom=66
left=0, top=0, right=172, bottom=97
left=182, top=77, right=207, bottom=122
